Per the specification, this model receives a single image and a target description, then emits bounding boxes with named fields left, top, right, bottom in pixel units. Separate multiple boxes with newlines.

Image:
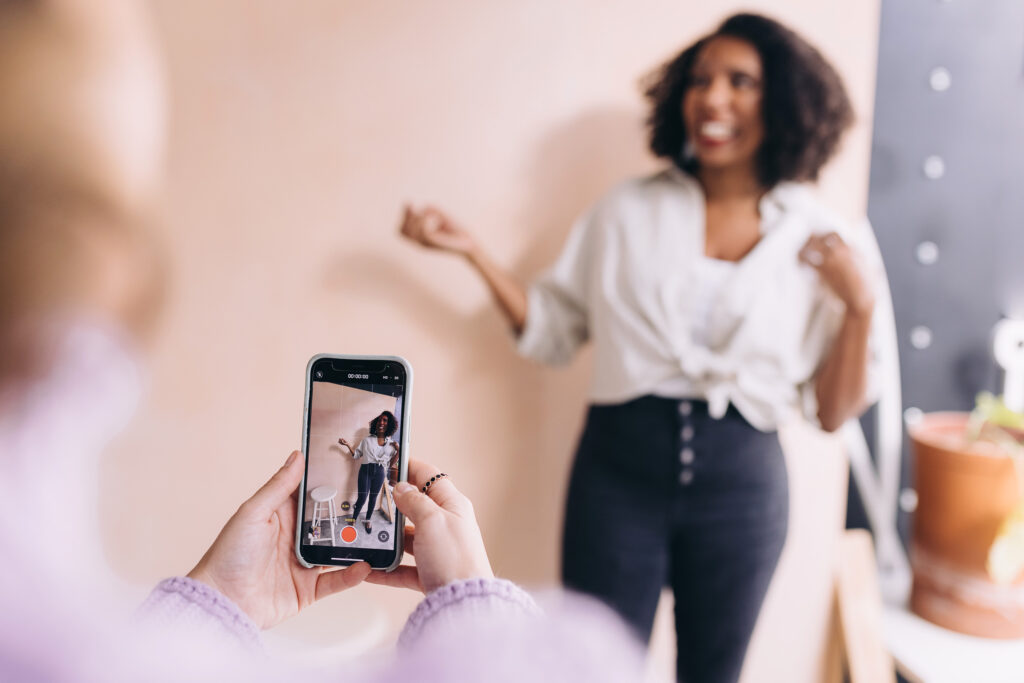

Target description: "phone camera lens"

left=316, top=370, right=323, bottom=379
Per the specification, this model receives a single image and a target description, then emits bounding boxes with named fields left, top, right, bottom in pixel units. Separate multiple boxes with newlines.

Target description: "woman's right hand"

left=399, top=205, right=478, bottom=256
left=367, top=459, right=493, bottom=594
left=400, top=203, right=528, bottom=332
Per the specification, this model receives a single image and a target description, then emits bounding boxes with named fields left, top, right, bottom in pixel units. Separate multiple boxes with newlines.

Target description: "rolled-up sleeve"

left=515, top=212, right=595, bottom=366
left=353, top=437, right=368, bottom=461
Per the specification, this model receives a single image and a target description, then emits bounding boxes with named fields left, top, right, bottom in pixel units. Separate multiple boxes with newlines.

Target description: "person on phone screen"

left=338, top=410, right=400, bottom=532
left=399, top=12, right=885, bottom=682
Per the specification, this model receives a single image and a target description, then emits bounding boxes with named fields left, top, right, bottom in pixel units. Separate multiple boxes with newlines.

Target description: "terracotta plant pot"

left=909, top=412, right=1024, bottom=638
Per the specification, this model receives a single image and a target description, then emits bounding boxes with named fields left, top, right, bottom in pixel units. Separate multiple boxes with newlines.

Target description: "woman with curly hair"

left=400, top=13, right=881, bottom=682
left=338, top=410, right=400, bottom=533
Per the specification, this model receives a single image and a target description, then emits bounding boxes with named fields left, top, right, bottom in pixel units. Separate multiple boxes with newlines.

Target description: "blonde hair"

left=0, top=168, right=166, bottom=383
left=0, top=0, right=167, bottom=384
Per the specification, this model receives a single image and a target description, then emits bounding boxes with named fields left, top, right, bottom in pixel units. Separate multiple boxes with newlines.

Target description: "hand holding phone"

left=187, top=450, right=372, bottom=629
left=365, top=459, right=493, bottom=594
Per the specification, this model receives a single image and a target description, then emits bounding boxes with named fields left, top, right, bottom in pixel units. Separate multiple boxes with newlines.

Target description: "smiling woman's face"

left=682, top=36, right=764, bottom=177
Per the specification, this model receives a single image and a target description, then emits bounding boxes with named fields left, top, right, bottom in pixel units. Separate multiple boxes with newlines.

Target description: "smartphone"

left=295, top=354, right=411, bottom=570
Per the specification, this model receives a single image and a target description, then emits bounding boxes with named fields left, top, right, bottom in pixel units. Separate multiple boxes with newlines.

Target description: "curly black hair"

left=644, top=13, right=854, bottom=187
left=369, top=411, right=398, bottom=438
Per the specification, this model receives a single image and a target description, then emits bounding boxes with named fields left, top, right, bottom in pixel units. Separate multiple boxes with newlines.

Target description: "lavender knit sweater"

left=140, top=575, right=540, bottom=653
left=135, top=575, right=644, bottom=682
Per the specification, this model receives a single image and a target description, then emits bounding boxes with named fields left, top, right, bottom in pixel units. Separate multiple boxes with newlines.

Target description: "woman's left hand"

left=799, top=232, right=875, bottom=317
left=187, top=451, right=372, bottom=629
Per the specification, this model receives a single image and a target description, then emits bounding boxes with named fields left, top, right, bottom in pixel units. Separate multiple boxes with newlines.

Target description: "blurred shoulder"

left=587, top=167, right=701, bottom=221
left=770, top=182, right=870, bottom=239
left=771, top=184, right=883, bottom=265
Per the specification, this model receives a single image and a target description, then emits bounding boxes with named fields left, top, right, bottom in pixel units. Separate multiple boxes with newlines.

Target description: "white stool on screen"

left=310, top=486, right=338, bottom=544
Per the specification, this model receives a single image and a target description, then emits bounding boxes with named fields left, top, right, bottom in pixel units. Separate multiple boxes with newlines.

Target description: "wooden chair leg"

left=380, top=483, right=393, bottom=523
left=835, top=529, right=896, bottom=683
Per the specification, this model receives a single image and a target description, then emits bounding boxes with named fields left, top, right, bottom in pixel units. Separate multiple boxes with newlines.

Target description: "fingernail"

left=285, top=451, right=299, bottom=467
left=396, top=482, right=415, bottom=495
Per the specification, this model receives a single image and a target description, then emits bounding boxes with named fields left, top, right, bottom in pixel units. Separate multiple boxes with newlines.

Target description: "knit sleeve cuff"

left=398, top=577, right=540, bottom=648
left=138, top=576, right=262, bottom=652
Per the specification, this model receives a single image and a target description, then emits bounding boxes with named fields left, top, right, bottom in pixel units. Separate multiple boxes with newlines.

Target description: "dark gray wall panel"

left=858, top=0, right=1024, bottom=537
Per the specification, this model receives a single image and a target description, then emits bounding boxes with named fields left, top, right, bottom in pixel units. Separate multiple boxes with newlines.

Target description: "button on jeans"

left=562, top=396, right=788, bottom=683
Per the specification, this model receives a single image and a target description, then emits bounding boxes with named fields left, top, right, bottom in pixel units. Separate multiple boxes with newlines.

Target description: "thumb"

left=393, top=482, right=439, bottom=524
left=245, top=450, right=304, bottom=516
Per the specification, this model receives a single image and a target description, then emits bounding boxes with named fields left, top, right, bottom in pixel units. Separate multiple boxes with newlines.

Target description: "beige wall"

left=306, top=382, right=398, bottom=519
left=103, top=1, right=879, bottom=680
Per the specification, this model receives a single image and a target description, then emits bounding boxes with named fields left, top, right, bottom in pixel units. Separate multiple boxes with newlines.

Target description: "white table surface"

left=883, top=605, right=1024, bottom=683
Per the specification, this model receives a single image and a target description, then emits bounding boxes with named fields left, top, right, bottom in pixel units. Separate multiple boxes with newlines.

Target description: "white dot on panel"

left=904, top=407, right=924, bottom=425
left=910, top=326, right=933, bottom=350
left=916, top=241, right=939, bottom=265
left=929, top=67, right=951, bottom=92
left=899, top=488, right=919, bottom=513
left=923, top=156, right=945, bottom=179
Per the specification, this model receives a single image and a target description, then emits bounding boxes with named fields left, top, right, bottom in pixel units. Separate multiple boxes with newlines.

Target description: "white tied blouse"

left=515, top=168, right=884, bottom=432
left=354, top=435, right=397, bottom=467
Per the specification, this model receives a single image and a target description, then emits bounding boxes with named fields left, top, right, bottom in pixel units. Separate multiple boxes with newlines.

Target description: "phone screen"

left=298, top=355, right=409, bottom=569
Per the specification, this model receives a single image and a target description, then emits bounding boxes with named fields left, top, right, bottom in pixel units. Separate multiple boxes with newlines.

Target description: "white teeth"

left=700, top=121, right=734, bottom=140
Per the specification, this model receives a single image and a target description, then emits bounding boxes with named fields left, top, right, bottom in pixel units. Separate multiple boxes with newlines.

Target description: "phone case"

left=294, top=353, right=412, bottom=571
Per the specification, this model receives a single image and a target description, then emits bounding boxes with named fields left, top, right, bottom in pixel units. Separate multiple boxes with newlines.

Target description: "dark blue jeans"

left=353, top=463, right=386, bottom=521
left=562, top=396, right=788, bottom=683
